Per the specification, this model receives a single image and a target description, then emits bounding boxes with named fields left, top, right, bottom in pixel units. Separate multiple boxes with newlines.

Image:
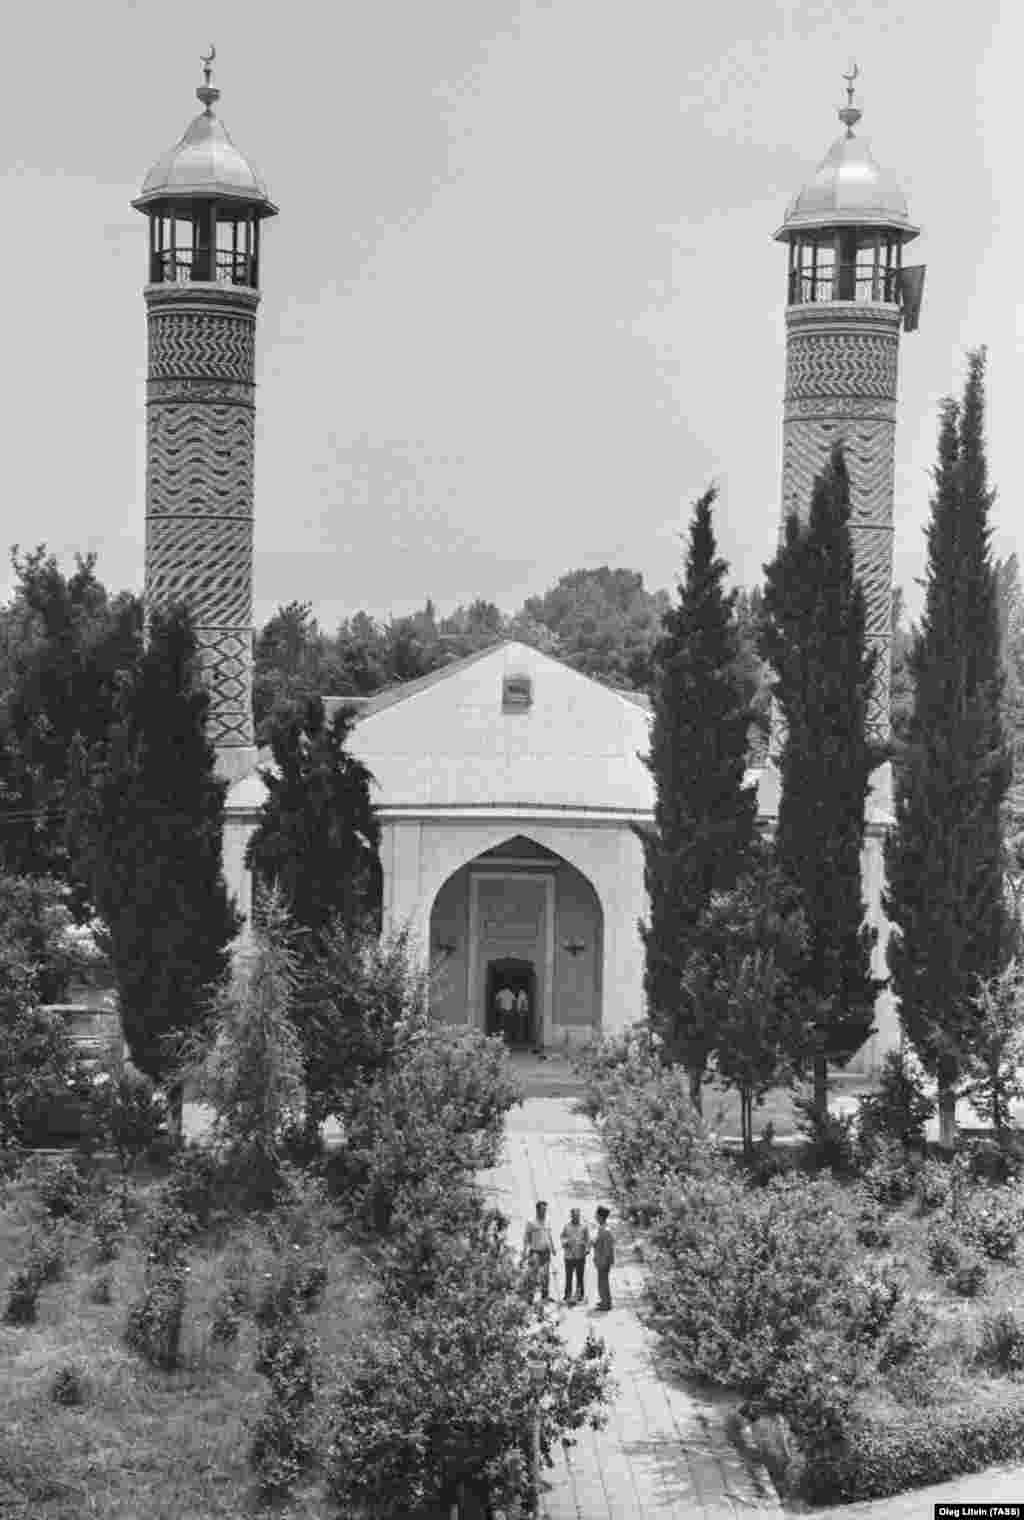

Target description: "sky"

left=0, top=0, right=1018, bottom=633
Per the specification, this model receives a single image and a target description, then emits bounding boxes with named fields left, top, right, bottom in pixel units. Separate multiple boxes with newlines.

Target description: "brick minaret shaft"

left=144, top=283, right=259, bottom=762
left=768, top=72, right=922, bottom=815
left=134, top=52, right=276, bottom=783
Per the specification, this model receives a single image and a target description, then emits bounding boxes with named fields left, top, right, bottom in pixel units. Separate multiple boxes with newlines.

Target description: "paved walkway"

left=478, top=1092, right=784, bottom=1520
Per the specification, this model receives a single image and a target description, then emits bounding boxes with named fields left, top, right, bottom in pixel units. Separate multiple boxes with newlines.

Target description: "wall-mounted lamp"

left=563, top=938, right=586, bottom=958
left=433, top=936, right=457, bottom=959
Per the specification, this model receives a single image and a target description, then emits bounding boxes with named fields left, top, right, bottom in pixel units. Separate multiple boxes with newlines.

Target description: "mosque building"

left=135, top=59, right=923, bottom=1070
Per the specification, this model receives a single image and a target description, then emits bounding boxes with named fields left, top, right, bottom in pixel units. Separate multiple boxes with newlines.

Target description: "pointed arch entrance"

left=428, top=834, right=603, bottom=1050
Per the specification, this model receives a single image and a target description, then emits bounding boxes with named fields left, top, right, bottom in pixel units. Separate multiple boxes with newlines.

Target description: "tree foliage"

left=640, top=488, right=758, bottom=1101
left=0, top=546, right=142, bottom=905
left=885, top=353, right=1012, bottom=1142
left=245, top=696, right=382, bottom=947
left=70, top=603, right=240, bottom=1101
left=760, top=445, right=886, bottom=1110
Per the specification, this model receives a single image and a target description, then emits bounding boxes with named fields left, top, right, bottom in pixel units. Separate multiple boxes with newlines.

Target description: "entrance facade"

left=428, top=836, right=604, bottom=1051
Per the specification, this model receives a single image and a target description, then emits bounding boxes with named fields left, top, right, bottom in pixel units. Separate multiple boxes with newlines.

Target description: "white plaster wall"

left=222, top=809, right=258, bottom=939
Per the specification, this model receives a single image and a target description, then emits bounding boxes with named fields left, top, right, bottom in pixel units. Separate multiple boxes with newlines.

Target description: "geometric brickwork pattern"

left=771, top=302, right=903, bottom=754
left=144, top=284, right=260, bottom=749
left=146, top=404, right=254, bottom=517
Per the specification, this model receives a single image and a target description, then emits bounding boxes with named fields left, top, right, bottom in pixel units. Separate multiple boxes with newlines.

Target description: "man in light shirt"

left=560, top=1206, right=590, bottom=1305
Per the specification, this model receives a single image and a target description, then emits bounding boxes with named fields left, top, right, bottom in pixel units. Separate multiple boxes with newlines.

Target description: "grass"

left=0, top=1161, right=379, bottom=1519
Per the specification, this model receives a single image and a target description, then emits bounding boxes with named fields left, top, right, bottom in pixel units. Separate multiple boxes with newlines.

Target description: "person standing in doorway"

left=514, top=986, right=530, bottom=1046
left=495, top=983, right=515, bottom=1040
left=522, top=1200, right=555, bottom=1300
left=593, top=1205, right=615, bottom=1311
left=560, top=1206, right=590, bottom=1305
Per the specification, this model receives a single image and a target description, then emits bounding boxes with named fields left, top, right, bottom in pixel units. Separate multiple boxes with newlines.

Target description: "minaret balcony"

left=148, top=247, right=257, bottom=289
left=788, top=265, right=900, bottom=306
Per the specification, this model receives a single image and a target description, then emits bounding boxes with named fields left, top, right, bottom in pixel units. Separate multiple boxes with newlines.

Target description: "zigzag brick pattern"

left=146, top=404, right=254, bottom=517
left=144, top=293, right=258, bottom=749
left=771, top=305, right=902, bottom=754
left=148, top=311, right=254, bottom=382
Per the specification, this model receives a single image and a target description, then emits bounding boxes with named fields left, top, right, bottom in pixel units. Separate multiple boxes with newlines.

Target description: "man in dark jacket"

left=593, top=1205, right=615, bottom=1311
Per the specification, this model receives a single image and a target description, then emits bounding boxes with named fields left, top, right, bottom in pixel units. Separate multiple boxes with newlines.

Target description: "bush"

left=960, top=1187, right=1024, bottom=1262
left=124, top=1195, right=194, bottom=1369
left=951, top=1252, right=988, bottom=1299
left=89, top=1271, right=113, bottom=1306
left=91, top=1192, right=127, bottom=1263
left=4, top=1266, right=42, bottom=1325
left=977, top=1306, right=1024, bottom=1373
left=331, top=1026, right=521, bottom=1231
left=600, top=1064, right=721, bottom=1218
left=926, top=1217, right=965, bottom=1276
left=916, top=1158, right=956, bottom=1214
left=799, top=1386, right=1024, bottom=1504
left=86, top=1066, right=167, bottom=1180
left=570, top=1023, right=662, bottom=1120
left=962, top=1135, right=1024, bottom=1185
left=50, top=1363, right=87, bottom=1406
left=645, top=1169, right=864, bottom=1428
left=854, top=1193, right=893, bottom=1250
left=860, top=1137, right=917, bottom=1206
left=165, top=1148, right=219, bottom=1231
left=792, top=1095, right=857, bottom=1176
left=36, top=1155, right=87, bottom=1219
left=250, top=1323, right=318, bottom=1498
left=855, top=1049, right=934, bottom=1155
left=878, top=1298, right=938, bottom=1372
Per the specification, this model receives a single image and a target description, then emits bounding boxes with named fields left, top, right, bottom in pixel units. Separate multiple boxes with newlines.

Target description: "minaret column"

left=780, top=299, right=900, bottom=752
left=144, top=281, right=259, bottom=777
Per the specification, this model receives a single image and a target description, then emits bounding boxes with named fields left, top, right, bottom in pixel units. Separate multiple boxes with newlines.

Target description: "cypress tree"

left=885, top=351, right=1011, bottom=1148
left=759, top=445, right=886, bottom=1115
left=71, top=604, right=241, bottom=1135
left=640, top=487, right=758, bottom=1106
left=245, top=696, right=382, bottom=947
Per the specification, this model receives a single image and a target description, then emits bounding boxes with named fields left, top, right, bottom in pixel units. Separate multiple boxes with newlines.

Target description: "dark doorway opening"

left=486, top=959, right=537, bottom=1048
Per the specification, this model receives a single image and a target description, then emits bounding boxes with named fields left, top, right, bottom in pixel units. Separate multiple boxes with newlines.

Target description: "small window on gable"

left=502, top=673, right=532, bottom=712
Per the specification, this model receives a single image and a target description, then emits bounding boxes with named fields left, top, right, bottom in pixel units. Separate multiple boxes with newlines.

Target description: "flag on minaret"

left=898, top=265, right=926, bottom=332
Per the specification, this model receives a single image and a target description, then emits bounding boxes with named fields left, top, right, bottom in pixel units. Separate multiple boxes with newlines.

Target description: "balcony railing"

left=150, top=248, right=256, bottom=288
left=789, top=267, right=900, bottom=305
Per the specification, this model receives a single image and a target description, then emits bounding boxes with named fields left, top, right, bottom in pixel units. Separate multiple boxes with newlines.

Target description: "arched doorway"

left=485, top=957, right=538, bottom=1048
left=427, top=834, right=604, bottom=1050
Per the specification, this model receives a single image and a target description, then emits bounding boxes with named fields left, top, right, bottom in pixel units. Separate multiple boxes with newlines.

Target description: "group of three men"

left=521, top=1200, right=615, bottom=1311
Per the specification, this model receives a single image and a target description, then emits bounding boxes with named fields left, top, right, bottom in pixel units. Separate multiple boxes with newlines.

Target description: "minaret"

left=771, top=66, right=924, bottom=818
left=133, top=49, right=277, bottom=783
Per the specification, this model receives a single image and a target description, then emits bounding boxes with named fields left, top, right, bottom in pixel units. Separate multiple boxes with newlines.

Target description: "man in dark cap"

left=592, top=1205, right=615, bottom=1312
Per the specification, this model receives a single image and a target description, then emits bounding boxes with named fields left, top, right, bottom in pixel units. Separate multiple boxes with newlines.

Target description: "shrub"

left=331, top=1025, right=520, bottom=1231
left=124, top=1195, right=193, bottom=1369
left=799, top=1386, right=1024, bottom=1504
left=977, top=1306, right=1024, bottom=1373
left=855, top=1048, right=934, bottom=1155
left=570, top=1023, right=662, bottom=1120
left=91, top=1193, right=127, bottom=1263
left=792, top=1095, right=857, bottom=1176
left=960, top=1187, right=1024, bottom=1262
left=860, top=1137, right=916, bottom=1206
left=36, top=1155, right=86, bottom=1219
left=89, top=1271, right=113, bottom=1306
left=962, top=1135, right=1024, bottom=1184
left=854, top=1193, right=893, bottom=1249
left=840, top=1266, right=905, bottom=1347
left=86, top=1066, right=167, bottom=1182
left=4, top=1266, right=42, bottom=1325
left=250, top=1323, right=318, bottom=1498
left=50, top=1363, right=87, bottom=1406
left=645, top=1169, right=863, bottom=1427
left=878, top=1298, right=938, bottom=1372
left=165, top=1148, right=219, bottom=1231
left=916, top=1158, right=955, bottom=1214
left=600, top=1064, right=721, bottom=1217
left=951, top=1252, right=988, bottom=1299
left=926, top=1217, right=965, bottom=1276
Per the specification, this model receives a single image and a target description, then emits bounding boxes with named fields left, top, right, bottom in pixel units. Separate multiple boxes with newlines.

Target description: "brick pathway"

left=478, top=1093, right=784, bottom=1520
